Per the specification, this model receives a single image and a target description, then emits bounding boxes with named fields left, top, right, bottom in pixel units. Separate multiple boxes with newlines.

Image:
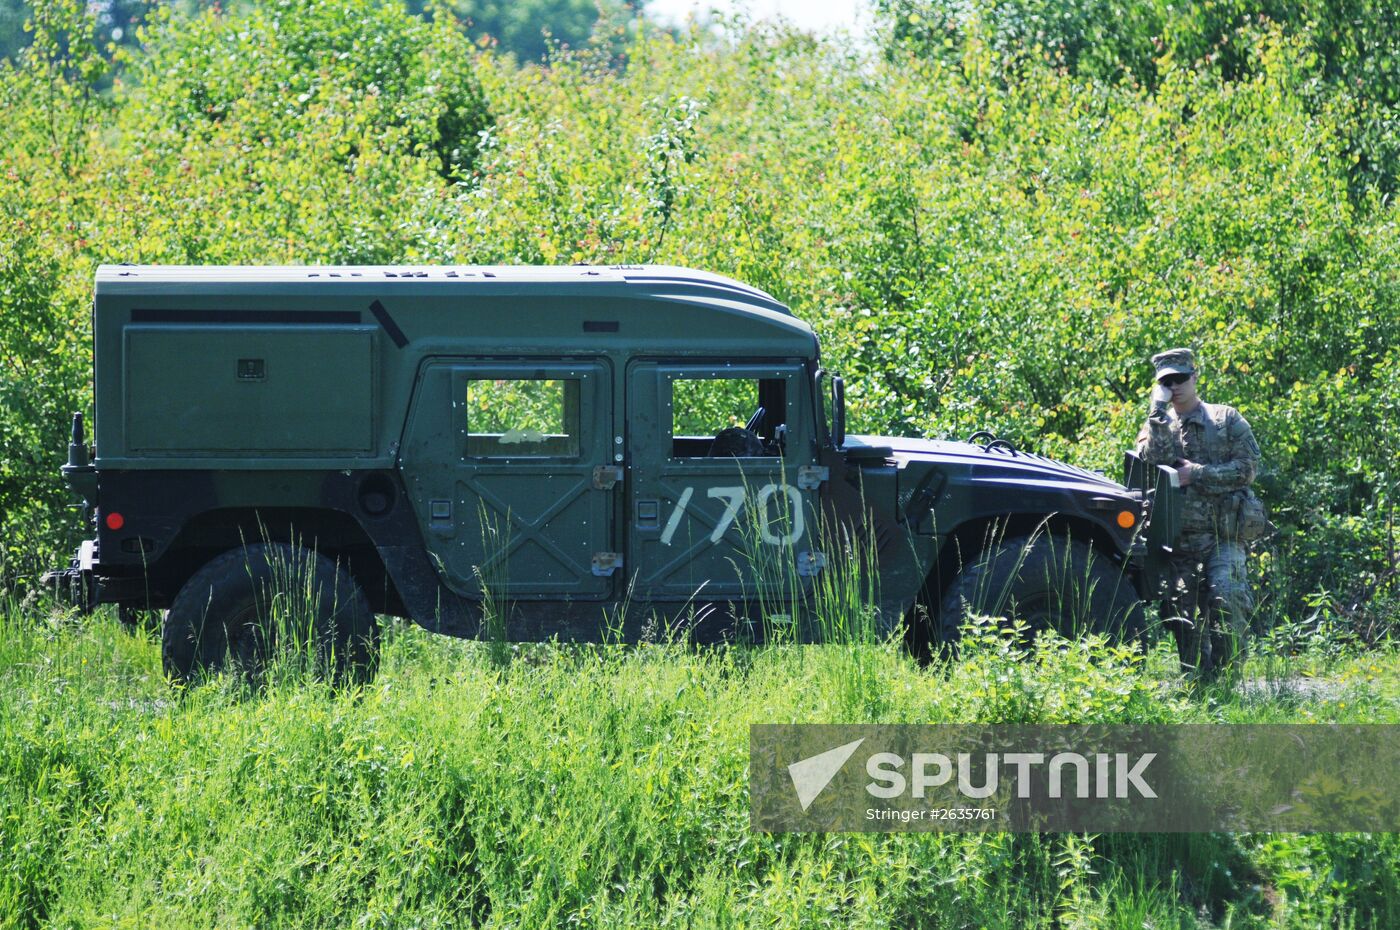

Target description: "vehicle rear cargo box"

left=123, top=324, right=375, bottom=455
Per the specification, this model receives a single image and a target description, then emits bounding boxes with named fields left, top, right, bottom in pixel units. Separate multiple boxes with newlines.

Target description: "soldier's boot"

left=1211, top=593, right=1251, bottom=685
left=1194, top=593, right=1236, bottom=683
left=1189, top=575, right=1219, bottom=680
left=1169, top=617, right=1192, bottom=673
left=1164, top=583, right=1207, bottom=677
left=1170, top=617, right=1189, bottom=673
left=1175, top=613, right=1212, bottom=679
left=1162, top=600, right=1192, bottom=672
left=1196, top=621, right=1217, bottom=681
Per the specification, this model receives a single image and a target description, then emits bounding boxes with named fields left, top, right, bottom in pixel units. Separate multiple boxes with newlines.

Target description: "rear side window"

left=466, top=378, right=580, bottom=457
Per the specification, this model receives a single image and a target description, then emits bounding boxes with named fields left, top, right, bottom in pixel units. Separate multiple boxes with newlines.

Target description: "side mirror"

left=831, top=375, right=846, bottom=450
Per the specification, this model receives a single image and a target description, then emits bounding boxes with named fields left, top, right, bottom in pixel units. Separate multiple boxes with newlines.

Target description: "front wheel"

left=162, top=543, right=378, bottom=685
left=937, top=535, right=1144, bottom=645
left=117, top=605, right=162, bottom=636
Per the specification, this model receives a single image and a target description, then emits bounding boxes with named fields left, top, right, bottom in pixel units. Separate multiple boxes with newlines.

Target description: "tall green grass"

left=2, top=597, right=1397, bottom=928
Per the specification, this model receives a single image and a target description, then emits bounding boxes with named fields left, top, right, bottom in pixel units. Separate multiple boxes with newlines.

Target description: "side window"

left=466, top=378, right=580, bottom=457
left=670, top=376, right=787, bottom=458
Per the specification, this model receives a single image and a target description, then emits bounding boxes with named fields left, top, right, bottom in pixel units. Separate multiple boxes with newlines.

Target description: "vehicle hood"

left=848, top=434, right=1132, bottom=496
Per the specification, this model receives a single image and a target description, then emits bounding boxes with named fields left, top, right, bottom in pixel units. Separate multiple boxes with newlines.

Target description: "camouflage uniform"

left=1136, top=349, right=1261, bottom=678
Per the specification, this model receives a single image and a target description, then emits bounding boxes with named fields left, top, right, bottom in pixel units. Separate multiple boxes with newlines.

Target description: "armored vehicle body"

left=47, top=265, right=1180, bottom=680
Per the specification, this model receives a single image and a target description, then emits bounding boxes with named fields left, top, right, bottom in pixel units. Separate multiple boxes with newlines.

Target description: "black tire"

left=936, top=534, right=1144, bottom=646
left=117, top=605, right=162, bottom=636
left=162, top=543, right=378, bottom=685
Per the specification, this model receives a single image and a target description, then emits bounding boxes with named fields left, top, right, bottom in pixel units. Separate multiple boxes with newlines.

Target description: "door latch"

left=797, top=465, right=829, bottom=490
left=592, top=552, right=624, bottom=577
left=592, top=465, right=624, bottom=490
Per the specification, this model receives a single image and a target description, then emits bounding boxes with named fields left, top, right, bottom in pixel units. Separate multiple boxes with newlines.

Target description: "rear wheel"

left=936, top=534, right=1144, bottom=646
left=162, top=543, right=378, bottom=685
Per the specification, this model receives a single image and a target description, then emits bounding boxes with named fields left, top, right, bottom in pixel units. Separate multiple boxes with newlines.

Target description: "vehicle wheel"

left=118, top=605, right=162, bottom=636
left=162, top=543, right=378, bottom=685
left=936, top=534, right=1144, bottom=645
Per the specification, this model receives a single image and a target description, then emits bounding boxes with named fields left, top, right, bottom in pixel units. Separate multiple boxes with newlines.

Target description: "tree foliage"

left=406, top=0, right=640, bottom=64
left=880, top=0, right=1400, bottom=199
left=1, top=0, right=642, bottom=67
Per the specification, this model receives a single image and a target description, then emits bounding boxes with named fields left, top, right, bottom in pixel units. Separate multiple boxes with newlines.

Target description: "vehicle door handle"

left=592, top=465, right=624, bottom=490
left=636, top=499, right=660, bottom=529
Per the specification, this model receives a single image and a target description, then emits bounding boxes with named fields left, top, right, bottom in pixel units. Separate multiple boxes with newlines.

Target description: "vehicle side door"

left=626, top=361, right=818, bottom=604
left=398, top=358, right=615, bottom=599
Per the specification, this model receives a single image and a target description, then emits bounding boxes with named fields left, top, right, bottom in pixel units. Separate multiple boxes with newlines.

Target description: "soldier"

left=1137, top=348, right=1261, bottom=681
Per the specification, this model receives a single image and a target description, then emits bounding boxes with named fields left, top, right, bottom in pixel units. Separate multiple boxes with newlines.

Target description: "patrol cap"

left=1151, top=348, right=1196, bottom=378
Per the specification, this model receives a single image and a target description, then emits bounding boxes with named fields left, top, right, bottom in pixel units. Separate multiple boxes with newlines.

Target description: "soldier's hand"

left=1150, top=383, right=1172, bottom=413
left=1174, top=459, right=1196, bottom=486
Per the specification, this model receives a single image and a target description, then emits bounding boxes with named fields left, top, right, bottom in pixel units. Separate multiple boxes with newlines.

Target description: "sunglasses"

left=1157, top=372, right=1193, bottom=387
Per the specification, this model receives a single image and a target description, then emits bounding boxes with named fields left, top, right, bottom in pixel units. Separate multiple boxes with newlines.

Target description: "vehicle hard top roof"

left=95, top=264, right=819, bottom=357
left=95, top=263, right=792, bottom=315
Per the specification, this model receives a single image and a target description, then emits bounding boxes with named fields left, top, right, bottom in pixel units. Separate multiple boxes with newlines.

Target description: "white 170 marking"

left=659, top=486, right=693, bottom=546
left=659, top=483, right=804, bottom=546
left=706, top=487, right=746, bottom=543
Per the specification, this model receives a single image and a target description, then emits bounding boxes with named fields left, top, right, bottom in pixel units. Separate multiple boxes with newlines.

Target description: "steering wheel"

left=744, top=405, right=766, bottom=433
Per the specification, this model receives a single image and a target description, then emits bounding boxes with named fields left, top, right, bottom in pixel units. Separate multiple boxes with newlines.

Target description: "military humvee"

left=45, top=264, right=1180, bottom=680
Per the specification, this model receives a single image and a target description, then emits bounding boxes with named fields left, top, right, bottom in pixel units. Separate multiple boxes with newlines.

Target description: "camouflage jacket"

left=1136, top=401, right=1261, bottom=534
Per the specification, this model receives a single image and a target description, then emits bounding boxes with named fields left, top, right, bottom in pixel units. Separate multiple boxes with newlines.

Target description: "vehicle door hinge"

left=797, top=465, right=829, bottom=490
left=592, top=465, right=625, bottom=490
left=592, top=552, right=624, bottom=577
left=797, top=550, right=826, bottom=577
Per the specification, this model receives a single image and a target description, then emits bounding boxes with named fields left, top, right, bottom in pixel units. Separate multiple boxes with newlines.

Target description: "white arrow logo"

left=788, top=738, right=865, bottom=811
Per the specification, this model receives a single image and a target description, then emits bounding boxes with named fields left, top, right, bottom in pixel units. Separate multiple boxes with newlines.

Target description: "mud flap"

left=1142, top=465, right=1183, bottom=598
left=41, top=539, right=98, bottom=613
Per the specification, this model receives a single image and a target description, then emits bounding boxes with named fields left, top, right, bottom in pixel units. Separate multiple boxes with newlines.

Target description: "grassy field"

left=1, top=602, right=1397, bottom=929
left=3, top=2, right=1397, bottom=925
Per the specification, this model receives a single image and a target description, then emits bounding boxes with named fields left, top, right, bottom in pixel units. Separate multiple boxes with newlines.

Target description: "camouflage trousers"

left=1161, top=534, right=1253, bottom=679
